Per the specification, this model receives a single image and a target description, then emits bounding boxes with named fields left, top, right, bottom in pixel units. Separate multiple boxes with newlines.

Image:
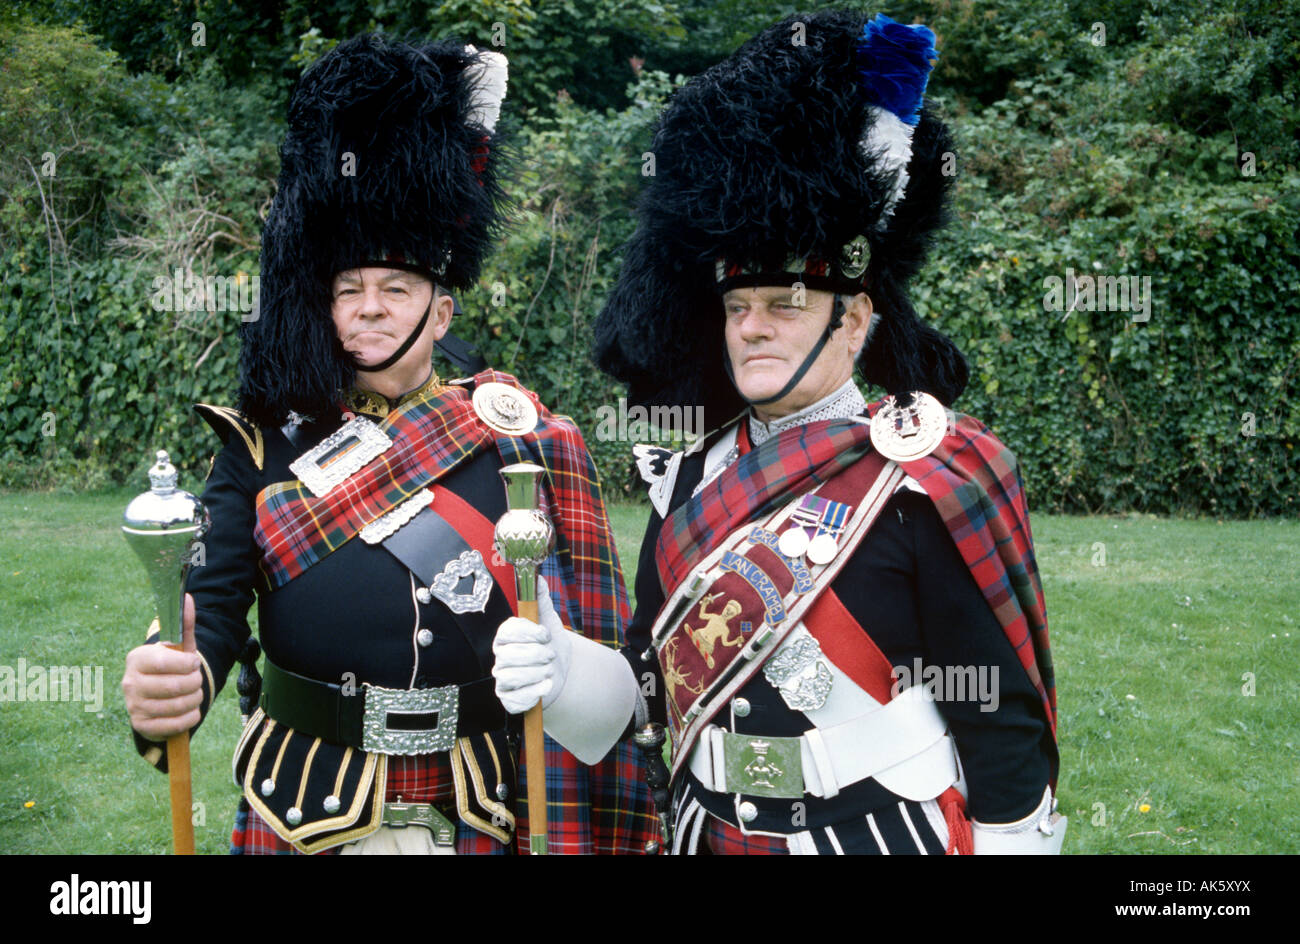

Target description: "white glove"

left=492, top=577, right=572, bottom=714
left=491, top=577, right=640, bottom=764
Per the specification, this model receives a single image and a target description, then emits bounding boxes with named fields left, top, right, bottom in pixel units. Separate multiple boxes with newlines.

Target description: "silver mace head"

left=122, top=449, right=210, bottom=646
left=493, top=462, right=555, bottom=604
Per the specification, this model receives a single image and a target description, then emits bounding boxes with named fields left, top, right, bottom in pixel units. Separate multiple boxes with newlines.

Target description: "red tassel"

left=939, top=787, right=973, bottom=855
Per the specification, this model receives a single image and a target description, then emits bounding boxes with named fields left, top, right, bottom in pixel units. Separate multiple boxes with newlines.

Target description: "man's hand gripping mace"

left=494, top=462, right=556, bottom=855
left=122, top=450, right=210, bottom=855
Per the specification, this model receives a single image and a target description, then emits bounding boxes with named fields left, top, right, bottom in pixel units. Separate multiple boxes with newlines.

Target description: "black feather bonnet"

left=238, top=34, right=509, bottom=426
left=593, top=10, right=968, bottom=428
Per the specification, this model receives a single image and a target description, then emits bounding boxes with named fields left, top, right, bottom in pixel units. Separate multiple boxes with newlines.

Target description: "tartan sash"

left=655, top=408, right=1058, bottom=751
left=254, top=382, right=491, bottom=590
left=653, top=452, right=902, bottom=778
left=655, top=419, right=875, bottom=594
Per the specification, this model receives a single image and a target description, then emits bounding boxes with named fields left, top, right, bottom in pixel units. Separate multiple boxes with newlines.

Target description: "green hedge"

left=2, top=10, right=1297, bottom=517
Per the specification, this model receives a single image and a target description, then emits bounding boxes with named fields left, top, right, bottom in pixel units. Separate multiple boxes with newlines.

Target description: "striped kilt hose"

left=671, top=780, right=950, bottom=855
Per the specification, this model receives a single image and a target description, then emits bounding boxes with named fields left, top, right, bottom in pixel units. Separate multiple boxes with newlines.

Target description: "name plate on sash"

left=652, top=454, right=905, bottom=780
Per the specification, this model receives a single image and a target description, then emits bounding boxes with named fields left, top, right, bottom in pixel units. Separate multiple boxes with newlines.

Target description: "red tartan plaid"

left=704, top=816, right=788, bottom=855
left=873, top=406, right=1058, bottom=739
left=655, top=410, right=1056, bottom=745
left=490, top=375, right=659, bottom=854
left=655, top=419, right=873, bottom=590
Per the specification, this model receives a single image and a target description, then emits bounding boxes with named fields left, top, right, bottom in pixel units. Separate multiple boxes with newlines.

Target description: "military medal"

left=472, top=382, right=539, bottom=436
left=777, top=525, right=810, bottom=558
left=869, top=390, right=948, bottom=462
left=806, top=532, right=839, bottom=566
left=807, top=499, right=849, bottom=565
left=778, top=497, right=823, bottom=558
left=778, top=495, right=850, bottom=565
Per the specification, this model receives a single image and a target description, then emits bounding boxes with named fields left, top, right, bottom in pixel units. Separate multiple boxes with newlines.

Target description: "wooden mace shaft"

left=163, top=639, right=195, bottom=855
left=518, top=597, right=548, bottom=855
left=166, top=734, right=194, bottom=855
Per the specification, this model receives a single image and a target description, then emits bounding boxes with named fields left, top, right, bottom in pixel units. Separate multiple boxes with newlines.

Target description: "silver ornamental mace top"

left=493, top=462, right=555, bottom=605
left=121, top=450, right=210, bottom=646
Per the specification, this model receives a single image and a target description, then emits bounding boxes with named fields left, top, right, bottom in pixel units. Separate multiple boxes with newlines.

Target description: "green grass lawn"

left=1, top=489, right=1296, bottom=854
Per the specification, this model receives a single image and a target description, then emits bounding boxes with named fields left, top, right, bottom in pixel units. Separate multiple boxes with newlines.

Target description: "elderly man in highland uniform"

left=492, top=11, right=1064, bottom=855
left=122, top=33, right=656, bottom=855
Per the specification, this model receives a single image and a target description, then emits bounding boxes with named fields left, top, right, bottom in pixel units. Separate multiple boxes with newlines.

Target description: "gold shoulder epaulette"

left=193, top=403, right=265, bottom=471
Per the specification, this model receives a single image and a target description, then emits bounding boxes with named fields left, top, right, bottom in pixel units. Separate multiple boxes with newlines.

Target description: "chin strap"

left=725, top=295, right=847, bottom=406
left=354, top=299, right=432, bottom=373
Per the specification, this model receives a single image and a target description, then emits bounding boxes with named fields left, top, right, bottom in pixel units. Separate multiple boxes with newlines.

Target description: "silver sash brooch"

left=416, top=549, right=492, bottom=614
left=762, top=632, right=833, bottom=712
left=290, top=415, right=393, bottom=498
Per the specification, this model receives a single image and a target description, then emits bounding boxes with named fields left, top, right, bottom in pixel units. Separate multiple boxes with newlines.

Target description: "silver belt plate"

left=361, top=683, right=459, bottom=754
left=721, top=732, right=804, bottom=798
left=383, top=799, right=456, bottom=846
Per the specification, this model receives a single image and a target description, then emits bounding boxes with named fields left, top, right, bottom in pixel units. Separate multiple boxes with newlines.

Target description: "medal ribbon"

left=656, top=418, right=874, bottom=594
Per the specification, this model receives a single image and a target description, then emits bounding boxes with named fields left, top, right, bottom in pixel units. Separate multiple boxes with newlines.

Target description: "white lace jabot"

left=747, top=379, right=868, bottom=446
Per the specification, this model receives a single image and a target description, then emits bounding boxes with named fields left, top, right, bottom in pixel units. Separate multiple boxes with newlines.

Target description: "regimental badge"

left=869, top=391, right=949, bottom=462
left=840, top=234, right=871, bottom=280
left=472, top=382, right=539, bottom=437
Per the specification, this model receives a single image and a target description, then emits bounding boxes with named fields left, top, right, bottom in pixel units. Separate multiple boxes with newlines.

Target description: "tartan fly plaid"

left=873, top=405, right=1057, bottom=739
left=246, top=369, right=658, bottom=854
left=253, top=380, right=492, bottom=589
left=655, top=407, right=1057, bottom=742
left=655, top=419, right=874, bottom=590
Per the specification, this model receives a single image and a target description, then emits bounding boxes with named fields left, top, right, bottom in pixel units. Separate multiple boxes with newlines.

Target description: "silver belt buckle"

left=383, top=797, right=456, bottom=847
left=361, top=684, right=459, bottom=755
left=720, top=731, right=804, bottom=798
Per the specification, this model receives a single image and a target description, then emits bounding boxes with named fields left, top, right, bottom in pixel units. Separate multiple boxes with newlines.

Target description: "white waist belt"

left=687, top=685, right=958, bottom=801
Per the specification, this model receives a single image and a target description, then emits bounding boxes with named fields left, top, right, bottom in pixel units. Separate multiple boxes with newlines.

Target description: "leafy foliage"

left=2, top=2, right=1297, bottom=516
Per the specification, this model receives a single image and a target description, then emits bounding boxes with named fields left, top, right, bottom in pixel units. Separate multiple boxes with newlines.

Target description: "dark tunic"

left=622, top=420, right=1056, bottom=842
